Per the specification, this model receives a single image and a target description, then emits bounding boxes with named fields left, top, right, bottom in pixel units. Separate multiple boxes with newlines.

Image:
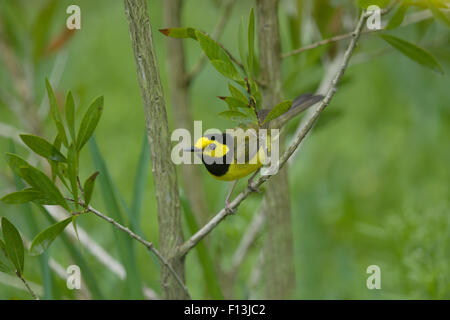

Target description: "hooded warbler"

left=186, top=93, right=323, bottom=212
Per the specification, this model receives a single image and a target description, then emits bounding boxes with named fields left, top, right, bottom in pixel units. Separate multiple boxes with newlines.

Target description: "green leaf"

left=6, top=153, right=30, bottom=179
left=248, top=8, right=255, bottom=76
left=19, top=166, right=70, bottom=211
left=29, top=217, right=72, bottom=256
left=67, top=143, right=78, bottom=210
left=0, top=238, right=15, bottom=274
left=195, top=30, right=242, bottom=81
left=1, top=188, right=41, bottom=204
left=386, top=4, right=408, bottom=30
left=428, top=0, right=450, bottom=27
left=238, top=17, right=248, bottom=74
left=218, top=96, right=248, bottom=110
left=380, top=34, right=444, bottom=74
left=218, top=110, right=251, bottom=123
left=83, top=171, right=99, bottom=206
left=158, top=27, right=197, bottom=39
left=20, top=134, right=66, bottom=162
left=262, top=100, right=293, bottom=124
left=1, top=217, right=24, bottom=275
left=76, top=96, right=104, bottom=151
left=46, top=78, right=69, bottom=147
left=65, top=91, right=76, bottom=143
left=228, top=83, right=248, bottom=102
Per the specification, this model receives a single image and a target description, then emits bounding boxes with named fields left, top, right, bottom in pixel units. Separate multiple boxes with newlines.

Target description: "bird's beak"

left=184, top=147, right=201, bottom=152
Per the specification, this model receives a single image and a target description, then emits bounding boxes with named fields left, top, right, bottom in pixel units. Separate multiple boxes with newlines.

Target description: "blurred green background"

left=0, top=0, right=449, bottom=299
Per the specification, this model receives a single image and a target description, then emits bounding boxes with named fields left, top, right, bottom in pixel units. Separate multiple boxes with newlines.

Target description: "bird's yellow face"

left=193, top=136, right=230, bottom=159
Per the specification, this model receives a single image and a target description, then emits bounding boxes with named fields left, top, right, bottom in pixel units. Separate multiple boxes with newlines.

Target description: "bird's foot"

left=225, top=200, right=236, bottom=215
left=247, top=181, right=261, bottom=193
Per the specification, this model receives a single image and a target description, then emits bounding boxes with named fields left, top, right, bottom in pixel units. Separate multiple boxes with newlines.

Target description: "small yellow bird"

left=187, top=93, right=322, bottom=212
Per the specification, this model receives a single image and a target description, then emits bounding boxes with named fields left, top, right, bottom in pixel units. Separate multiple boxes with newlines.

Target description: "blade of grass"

left=88, top=136, right=143, bottom=299
left=181, top=195, right=224, bottom=299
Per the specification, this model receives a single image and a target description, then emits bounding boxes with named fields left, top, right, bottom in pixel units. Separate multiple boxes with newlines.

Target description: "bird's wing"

left=230, top=129, right=260, bottom=164
left=268, top=93, right=324, bottom=129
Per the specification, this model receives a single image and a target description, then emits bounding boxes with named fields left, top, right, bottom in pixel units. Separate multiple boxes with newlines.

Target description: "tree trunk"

left=163, top=0, right=209, bottom=226
left=256, top=0, right=296, bottom=299
left=124, top=0, right=188, bottom=299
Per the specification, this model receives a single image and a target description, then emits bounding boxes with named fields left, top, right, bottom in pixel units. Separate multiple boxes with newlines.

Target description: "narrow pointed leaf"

left=76, top=96, right=104, bottom=151
left=158, top=27, right=197, bottom=39
left=1, top=188, right=40, bottom=204
left=83, top=171, right=99, bottom=206
left=380, top=34, right=444, bottom=74
left=65, top=91, right=76, bottom=143
left=218, top=96, right=248, bottom=110
left=195, top=30, right=242, bottom=81
left=0, top=239, right=15, bottom=273
left=428, top=0, right=450, bottom=27
left=20, top=134, right=66, bottom=162
left=46, top=78, right=68, bottom=147
left=29, top=217, right=73, bottom=256
left=1, top=217, right=24, bottom=275
left=218, top=110, right=251, bottom=123
left=238, top=17, right=248, bottom=74
left=67, top=144, right=78, bottom=209
left=248, top=8, right=255, bottom=76
left=262, top=100, right=293, bottom=124
left=6, top=153, right=31, bottom=179
left=228, top=82, right=248, bottom=102
left=386, top=4, right=408, bottom=30
left=19, top=166, right=70, bottom=211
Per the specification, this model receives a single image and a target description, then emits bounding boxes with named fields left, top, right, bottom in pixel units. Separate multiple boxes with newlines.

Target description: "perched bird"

left=186, top=93, right=323, bottom=212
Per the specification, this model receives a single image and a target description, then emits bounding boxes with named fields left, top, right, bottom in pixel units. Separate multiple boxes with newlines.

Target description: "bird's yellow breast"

left=209, top=146, right=265, bottom=181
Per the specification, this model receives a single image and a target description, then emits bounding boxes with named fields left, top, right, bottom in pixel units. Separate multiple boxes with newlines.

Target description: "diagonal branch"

left=177, top=10, right=368, bottom=258
left=282, top=9, right=432, bottom=59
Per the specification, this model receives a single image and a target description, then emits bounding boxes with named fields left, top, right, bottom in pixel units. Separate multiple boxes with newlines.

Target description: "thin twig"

left=16, top=272, right=39, bottom=300
left=177, top=11, right=368, bottom=258
left=65, top=198, right=190, bottom=298
left=187, top=0, right=237, bottom=81
left=281, top=9, right=432, bottom=59
left=86, top=204, right=191, bottom=298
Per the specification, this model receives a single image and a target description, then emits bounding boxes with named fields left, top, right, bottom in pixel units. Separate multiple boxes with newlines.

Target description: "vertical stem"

left=256, top=0, right=296, bottom=299
left=163, top=0, right=209, bottom=226
left=123, top=0, right=188, bottom=299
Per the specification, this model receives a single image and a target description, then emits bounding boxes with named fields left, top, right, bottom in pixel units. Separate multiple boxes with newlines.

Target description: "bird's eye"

left=210, top=136, right=216, bottom=141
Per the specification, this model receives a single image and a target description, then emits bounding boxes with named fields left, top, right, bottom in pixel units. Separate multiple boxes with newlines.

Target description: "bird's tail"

left=268, top=93, right=323, bottom=129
